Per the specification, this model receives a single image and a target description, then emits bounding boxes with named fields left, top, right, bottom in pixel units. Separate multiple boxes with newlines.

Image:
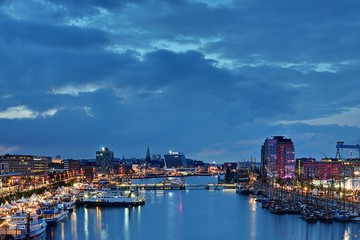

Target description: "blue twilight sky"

left=0, top=0, right=359, bottom=163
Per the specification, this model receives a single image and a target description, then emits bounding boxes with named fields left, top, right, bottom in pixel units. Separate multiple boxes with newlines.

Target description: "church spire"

left=145, top=146, right=151, bottom=163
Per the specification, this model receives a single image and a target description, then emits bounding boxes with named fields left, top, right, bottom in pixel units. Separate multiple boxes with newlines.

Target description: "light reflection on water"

left=84, top=207, right=88, bottom=240
left=44, top=176, right=360, bottom=240
left=96, top=207, right=102, bottom=237
left=124, top=208, right=130, bottom=240
left=345, top=227, right=351, bottom=240
left=249, top=197, right=257, bottom=240
left=70, top=209, right=77, bottom=240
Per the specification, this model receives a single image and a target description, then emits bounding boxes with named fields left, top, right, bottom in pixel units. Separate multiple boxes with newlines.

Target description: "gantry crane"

left=335, top=141, right=360, bottom=158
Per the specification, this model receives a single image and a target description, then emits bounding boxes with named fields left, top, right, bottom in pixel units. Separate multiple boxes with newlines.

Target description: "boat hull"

left=4, top=220, right=47, bottom=240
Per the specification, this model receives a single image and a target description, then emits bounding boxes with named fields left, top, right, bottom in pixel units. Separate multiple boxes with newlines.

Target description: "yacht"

left=82, top=188, right=145, bottom=207
left=162, top=177, right=184, bottom=189
left=0, top=210, right=47, bottom=239
left=39, top=202, right=68, bottom=225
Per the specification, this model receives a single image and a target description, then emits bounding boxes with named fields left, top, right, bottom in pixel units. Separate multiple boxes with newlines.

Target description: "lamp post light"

left=354, top=170, right=360, bottom=202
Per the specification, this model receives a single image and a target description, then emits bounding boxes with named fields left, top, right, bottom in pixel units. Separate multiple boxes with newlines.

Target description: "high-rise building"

left=164, top=151, right=187, bottom=168
left=261, top=136, right=295, bottom=178
left=95, top=147, right=114, bottom=175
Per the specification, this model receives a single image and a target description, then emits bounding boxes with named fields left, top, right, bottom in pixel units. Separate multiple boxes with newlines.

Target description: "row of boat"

left=0, top=185, right=146, bottom=239
left=0, top=187, right=77, bottom=239
left=236, top=184, right=360, bottom=224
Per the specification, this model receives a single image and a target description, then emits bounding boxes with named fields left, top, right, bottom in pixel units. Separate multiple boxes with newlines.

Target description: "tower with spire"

left=145, top=146, right=151, bottom=168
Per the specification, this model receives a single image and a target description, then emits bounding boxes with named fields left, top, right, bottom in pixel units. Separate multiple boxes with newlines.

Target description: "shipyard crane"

left=335, top=141, right=360, bottom=159
left=319, top=151, right=328, bottom=159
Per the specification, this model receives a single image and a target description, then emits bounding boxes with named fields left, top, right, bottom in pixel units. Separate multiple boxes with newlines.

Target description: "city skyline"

left=1, top=1, right=360, bottom=163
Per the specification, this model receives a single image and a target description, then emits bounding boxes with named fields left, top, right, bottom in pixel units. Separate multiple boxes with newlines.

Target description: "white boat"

left=82, top=188, right=145, bottom=207
left=62, top=200, right=76, bottom=212
left=163, top=177, right=184, bottom=189
left=59, top=195, right=77, bottom=212
left=236, top=184, right=251, bottom=195
left=39, top=202, right=68, bottom=225
left=0, top=210, right=47, bottom=240
left=54, top=186, right=79, bottom=212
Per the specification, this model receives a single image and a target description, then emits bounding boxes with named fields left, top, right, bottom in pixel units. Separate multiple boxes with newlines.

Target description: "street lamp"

left=353, top=169, right=360, bottom=202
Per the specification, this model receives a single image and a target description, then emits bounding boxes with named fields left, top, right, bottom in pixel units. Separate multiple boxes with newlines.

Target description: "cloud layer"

left=1, top=0, right=359, bottom=161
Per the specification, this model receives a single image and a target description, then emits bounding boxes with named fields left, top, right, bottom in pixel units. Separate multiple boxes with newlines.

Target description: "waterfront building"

left=118, top=162, right=133, bottom=175
left=49, top=155, right=64, bottom=172
left=261, top=136, right=295, bottom=178
left=302, top=161, right=340, bottom=180
left=164, top=151, right=187, bottom=168
left=224, top=162, right=238, bottom=172
left=295, top=157, right=316, bottom=178
left=208, top=164, right=222, bottom=175
left=0, top=154, right=49, bottom=176
left=95, top=147, right=114, bottom=175
left=186, top=159, right=205, bottom=168
left=0, top=162, right=9, bottom=174
left=302, top=159, right=360, bottom=192
left=302, top=159, right=360, bottom=181
left=63, top=159, right=81, bottom=175
left=80, top=164, right=96, bottom=182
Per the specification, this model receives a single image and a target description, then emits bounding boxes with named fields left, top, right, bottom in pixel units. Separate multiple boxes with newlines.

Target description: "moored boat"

left=162, top=178, right=184, bottom=190
left=62, top=200, right=76, bottom=212
left=39, top=203, right=68, bottom=225
left=269, top=204, right=285, bottom=215
left=82, top=188, right=145, bottom=207
left=236, top=184, right=251, bottom=195
left=0, top=210, right=47, bottom=239
left=301, top=212, right=317, bottom=224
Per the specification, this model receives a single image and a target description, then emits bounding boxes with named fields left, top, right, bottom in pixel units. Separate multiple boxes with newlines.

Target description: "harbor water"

left=43, top=176, right=360, bottom=240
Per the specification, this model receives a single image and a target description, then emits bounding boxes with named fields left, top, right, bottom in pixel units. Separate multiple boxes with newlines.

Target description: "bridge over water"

left=125, top=183, right=236, bottom=191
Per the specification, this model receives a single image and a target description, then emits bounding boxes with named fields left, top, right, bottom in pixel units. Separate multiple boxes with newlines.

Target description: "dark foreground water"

left=41, top=176, right=360, bottom=240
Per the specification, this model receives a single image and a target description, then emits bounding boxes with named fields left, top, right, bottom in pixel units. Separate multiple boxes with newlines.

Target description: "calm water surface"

left=42, top=176, right=360, bottom=240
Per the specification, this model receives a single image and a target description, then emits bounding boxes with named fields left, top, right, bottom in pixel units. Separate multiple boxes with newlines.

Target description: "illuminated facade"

left=95, top=147, right=114, bottom=174
left=0, top=154, right=49, bottom=176
left=261, top=136, right=295, bottom=178
left=303, top=160, right=360, bottom=180
left=164, top=151, right=187, bottom=168
left=0, top=162, right=9, bottom=175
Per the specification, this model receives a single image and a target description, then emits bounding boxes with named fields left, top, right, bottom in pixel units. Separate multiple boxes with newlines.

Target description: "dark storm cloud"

left=202, top=1, right=360, bottom=62
left=0, top=0, right=359, bottom=161
left=141, top=50, right=227, bottom=87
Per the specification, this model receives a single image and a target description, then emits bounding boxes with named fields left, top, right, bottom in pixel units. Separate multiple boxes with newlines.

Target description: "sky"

left=0, top=0, right=360, bottom=163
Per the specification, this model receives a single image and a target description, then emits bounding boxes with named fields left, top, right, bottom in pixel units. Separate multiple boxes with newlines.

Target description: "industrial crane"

left=335, top=141, right=360, bottom=159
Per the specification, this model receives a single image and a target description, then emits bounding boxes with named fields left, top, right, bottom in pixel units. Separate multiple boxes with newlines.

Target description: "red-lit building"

left=302, top=160, right=360, bottom=180
left=261, top=136, right=295, bottom=178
